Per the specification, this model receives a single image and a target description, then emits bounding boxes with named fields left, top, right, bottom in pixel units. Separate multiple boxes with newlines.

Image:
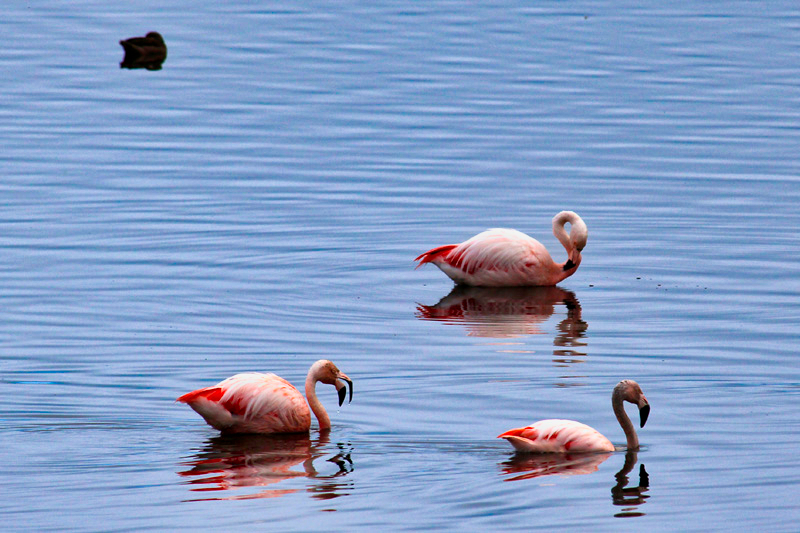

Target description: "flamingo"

left=415, top=211, right=587, bottom=287
left=498, top=380, right=649, bottom=453
left=177, top=360, right=353, bottom=434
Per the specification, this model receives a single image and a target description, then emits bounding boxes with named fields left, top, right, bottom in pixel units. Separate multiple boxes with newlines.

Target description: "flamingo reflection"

left=177, top=431, right=353, bottom=501
left=499, top=451, right=611, bottom=481
left=417, top=286, right=587, bottom=364
left=499, top=450, right=650, bottom=517
left=611, top=451, right=650, bottom=517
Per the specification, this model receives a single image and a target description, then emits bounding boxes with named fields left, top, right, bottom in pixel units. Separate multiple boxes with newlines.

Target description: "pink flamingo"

left=177, top=360, right=353, bottom=434
left=498, top=380, right=649, bottom=453
left=415, top=211, right=588, bottom=287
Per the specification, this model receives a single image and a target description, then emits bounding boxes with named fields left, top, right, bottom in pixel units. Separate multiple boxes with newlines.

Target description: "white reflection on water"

left=177, top=431, right=353, bottom=501
left=500, top=450, right=650, bottom=518
left=416, top=285, right=587, bottom=364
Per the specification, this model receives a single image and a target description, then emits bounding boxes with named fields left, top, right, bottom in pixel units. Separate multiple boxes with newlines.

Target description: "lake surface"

left=3, top=1, right=800, bottom=531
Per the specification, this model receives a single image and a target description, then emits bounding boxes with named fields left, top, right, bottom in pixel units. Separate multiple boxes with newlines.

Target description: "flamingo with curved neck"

left=177, top=359, right=353, bottom=434
left=498, top=380, right=649, bottom=453
left=415, top=211, right=588, bottom=287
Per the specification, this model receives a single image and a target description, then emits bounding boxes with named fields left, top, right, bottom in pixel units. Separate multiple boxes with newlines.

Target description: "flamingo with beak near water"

left=177, top=360, right=353, bottom=434
left=498, top=380, right=650, bottom=453
left=415, top=211, right=587, bottom=287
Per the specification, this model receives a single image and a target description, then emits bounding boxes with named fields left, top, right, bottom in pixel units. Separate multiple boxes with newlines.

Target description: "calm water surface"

left=2, top=1, right=800, bottom=531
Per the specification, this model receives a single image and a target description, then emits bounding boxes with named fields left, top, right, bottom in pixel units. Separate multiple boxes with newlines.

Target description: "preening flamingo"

left=177, top=360, right=353, bottom=434
left=498, top=380, right=649, bottom=453
left=415, top=211, right=587, bottom=287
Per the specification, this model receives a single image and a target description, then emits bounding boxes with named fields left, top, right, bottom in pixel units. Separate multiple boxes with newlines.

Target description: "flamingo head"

left=312, top=360, right=354, bottom=406
left=617, top=379, right=649, bottom=428
left=569, top=217, right=588, bottom=263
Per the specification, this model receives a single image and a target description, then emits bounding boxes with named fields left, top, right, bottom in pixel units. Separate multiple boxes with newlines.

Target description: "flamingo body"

left=416, top=212, right=587, bottom=287
left=498, top=380, right=650, bottom=453
left=178, top=360, right=353, bottom=435
left=498, top=419, right=614, bottom=453
left=177, top=373, right=312, bottom=434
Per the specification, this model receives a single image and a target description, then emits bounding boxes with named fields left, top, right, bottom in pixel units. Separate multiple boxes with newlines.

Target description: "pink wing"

left=498, top=419, right=615, bottom=453
left=416, top=229, right=560, bottom=286
left=178, top=373, right=311, bottom=434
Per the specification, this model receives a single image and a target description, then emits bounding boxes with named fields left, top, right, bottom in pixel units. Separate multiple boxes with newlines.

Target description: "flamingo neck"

left=552, top=213, right=574, bottom=259
left=305, top=371, right=331, bottom=429
left=613, top=388, right=639, bottom=450
left=552, top=211, right=585, bottom=273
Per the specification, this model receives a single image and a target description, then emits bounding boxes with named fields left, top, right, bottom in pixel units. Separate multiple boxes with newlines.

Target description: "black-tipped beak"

left=639, top=403, right=650, bottom=428
left=337, top=377, right=353, bottom=406
left=345, top=378, right=353, bottom=403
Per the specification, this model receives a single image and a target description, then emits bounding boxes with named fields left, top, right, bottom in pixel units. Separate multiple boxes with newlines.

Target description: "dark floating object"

left=119, top=31, right=167, bottom=70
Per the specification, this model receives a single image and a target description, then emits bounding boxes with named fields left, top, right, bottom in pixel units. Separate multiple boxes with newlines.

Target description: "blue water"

left=3, top=1, right=800, bottom=531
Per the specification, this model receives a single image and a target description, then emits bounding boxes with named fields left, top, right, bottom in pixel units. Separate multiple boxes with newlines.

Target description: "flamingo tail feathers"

left=176, top=386, right=224, bottom=404
left=415, top=244, right=457, bottom=268
left=497, top=427, right=530, bottom=439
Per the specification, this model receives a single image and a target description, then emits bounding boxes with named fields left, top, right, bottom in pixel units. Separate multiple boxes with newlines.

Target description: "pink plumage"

left=415, top=212, right=587, bottom=287
left=177, top=373, right=312, bottom=434
left=498, top=419, right=614, bottom=453
left=498, top=380, right=650, bottom=453
left=178, top=360, right=353, bottom=434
